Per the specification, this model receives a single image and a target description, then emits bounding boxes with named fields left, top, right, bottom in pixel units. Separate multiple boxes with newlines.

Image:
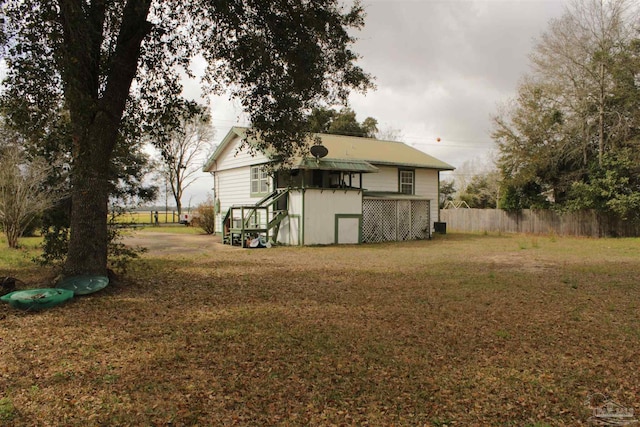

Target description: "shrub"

left=35, top=205, right=146, bottom=274
left=196, top=196, right=216, bottom=235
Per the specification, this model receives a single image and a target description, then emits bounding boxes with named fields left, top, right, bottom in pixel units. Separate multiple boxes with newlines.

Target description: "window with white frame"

left=250, top=165, right=269, bottom=195
left=399, top=169, right=415, bottom=195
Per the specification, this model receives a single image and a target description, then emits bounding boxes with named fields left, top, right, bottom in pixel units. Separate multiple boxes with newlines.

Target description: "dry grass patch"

left=2, top=232, right=640, bottom=425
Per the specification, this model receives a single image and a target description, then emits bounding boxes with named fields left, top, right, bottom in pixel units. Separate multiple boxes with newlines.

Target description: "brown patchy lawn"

left=2, top=232, right=640, bottom=426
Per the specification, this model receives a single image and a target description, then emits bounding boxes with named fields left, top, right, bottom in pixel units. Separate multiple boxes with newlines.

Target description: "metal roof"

left=203, top=127, right=455, bottom=172
left=316, top=133, right=455, bottom=170
left=295, top=158, right=379, bottom=173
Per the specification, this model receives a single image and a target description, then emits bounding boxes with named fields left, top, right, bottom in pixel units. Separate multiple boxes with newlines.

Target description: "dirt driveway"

left=122, top=231, right=236, bottom=256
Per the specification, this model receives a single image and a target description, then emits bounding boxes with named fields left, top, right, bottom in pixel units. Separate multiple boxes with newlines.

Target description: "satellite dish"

left=310, top=144, right=328, bottom=159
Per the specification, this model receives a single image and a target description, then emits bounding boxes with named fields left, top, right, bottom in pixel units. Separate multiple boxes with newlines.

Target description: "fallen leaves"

left=2, top=233, right=640, bottom=425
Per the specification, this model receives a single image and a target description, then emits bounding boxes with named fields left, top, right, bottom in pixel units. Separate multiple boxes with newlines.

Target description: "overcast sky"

left=1, top=0, right=571, bottom=207
left=183, top=0, right=570, bottom=205
left=349, top=0, right=568, bottom=163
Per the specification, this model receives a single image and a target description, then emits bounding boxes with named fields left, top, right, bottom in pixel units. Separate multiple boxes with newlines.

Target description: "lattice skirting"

left=362, top=199, right=430, bottom=243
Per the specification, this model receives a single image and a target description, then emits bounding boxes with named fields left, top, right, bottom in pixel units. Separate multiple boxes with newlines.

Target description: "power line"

left=204, top=117, right=496, bottom=148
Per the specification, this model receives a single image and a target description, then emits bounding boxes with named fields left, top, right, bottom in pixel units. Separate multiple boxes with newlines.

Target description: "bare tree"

left=493, top=0, right=640, bottom=211
left=160, top=106, right=214, bottom=217
left=0, top=138, right=63, bottom=248
left=530, top=0, right=638, bottom=166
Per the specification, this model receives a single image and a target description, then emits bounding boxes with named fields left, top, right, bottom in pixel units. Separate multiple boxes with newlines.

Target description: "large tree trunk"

left=5, top=225, right=20, bottom=249
left=598, top=61, right=605, bottom=167
left=59, top=0, right=153, bottom=276
left=63, top=114, right=117, bottom=276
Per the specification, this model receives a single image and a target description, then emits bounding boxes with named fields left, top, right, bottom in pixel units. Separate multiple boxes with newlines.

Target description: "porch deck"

left=222, top=189, right=289, bottom=247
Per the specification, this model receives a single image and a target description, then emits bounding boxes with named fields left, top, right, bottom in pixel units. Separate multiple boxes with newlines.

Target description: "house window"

left=399, top=169, right=415, bottom=195
left=251, top=165, right=269, bottom=195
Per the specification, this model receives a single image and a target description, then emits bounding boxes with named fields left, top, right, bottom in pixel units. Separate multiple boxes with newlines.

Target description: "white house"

left=202, top=127, right=454, bottom=246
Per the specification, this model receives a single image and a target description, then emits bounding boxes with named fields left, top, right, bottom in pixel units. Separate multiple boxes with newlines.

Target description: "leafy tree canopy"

left=439, top=179, right=456, bottom=209
left=459, top=171, right=500, bottom=209
left=492, top=0, right=640, bottom=218
left=567, top=149, right=640, bottom=221
left=306, top=106, right=378, bottom=138
left=0, top=0, right=372, bottom=276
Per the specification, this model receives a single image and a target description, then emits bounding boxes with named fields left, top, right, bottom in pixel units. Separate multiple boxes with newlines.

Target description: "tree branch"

left=101, top=0, right=153, bottom=124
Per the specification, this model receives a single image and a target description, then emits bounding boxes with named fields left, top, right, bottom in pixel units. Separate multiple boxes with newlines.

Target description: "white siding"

left=304, top=189, right=362, bottom=245
left=415, top=169, right=440, bottom=229
left=214, top=166, right=269, bottom=232
left=214, top=135, right=270, bottom=171
left=212, top=135, right=276, bottom=232
left=277, top=190, right=303, bottom=245
left=278, top=216, right=301, bottom=245
left=361, top=166, right=398, bottom=192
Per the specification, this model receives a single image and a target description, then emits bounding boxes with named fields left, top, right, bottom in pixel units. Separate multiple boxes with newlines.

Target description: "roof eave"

left=368, top=160, right=455, bottom=171
left=202, top=127, right=248, bottom=172
left=293, top=157, right=379, bottom=173
left=363, top=191, right=432, bottom=200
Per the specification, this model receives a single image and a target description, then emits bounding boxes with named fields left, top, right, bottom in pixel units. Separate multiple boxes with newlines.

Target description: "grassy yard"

left=114, top=210, right=180, bottom=224
left=1, top=233, right=640, bottom=425
left=117, top=225, right=205, bottom=236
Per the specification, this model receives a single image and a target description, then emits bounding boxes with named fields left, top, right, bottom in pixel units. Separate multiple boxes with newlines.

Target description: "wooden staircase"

left=223, top=189, right=289, bottom=246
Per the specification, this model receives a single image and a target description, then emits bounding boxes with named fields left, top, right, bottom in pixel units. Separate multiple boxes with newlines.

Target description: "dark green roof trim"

left=363, top=191, right=431, bottom=201
left=295, top=157, right=378, bottom=173
left=368, top=160, right=455, bottom=171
